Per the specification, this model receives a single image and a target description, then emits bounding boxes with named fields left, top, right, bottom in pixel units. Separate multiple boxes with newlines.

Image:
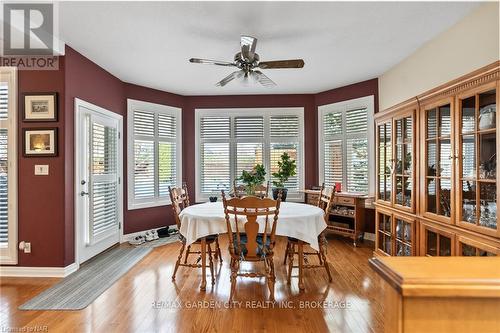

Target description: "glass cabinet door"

left=394, top=115, right=413, bottom=210
left=377, top=121, right=392, bottom=204
left=422, top=223, right=454, bottom=256
left=377, top=212, right=393, bottom=255
left=395, top=217, right=414, bottom=256
left=458, top=87, right=498, bottom=236
left=424, top=102, right=453, bottom=220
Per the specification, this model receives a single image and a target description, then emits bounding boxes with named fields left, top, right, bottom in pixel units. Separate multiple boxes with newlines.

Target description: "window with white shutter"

left=319, top=96, right=374, bottom=194
left=196, top=108, right=304, bottom=202
left=0, top=68, right=17, bottom=264
left=127, top=99, right=181, bottom=209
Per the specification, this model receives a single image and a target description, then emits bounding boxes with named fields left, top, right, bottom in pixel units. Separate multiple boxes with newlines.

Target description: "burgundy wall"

left=64, top=46, right=125, bottom=265
left=184, top=95, right=317, bottom=200
left=8, top=45, right=378, bottom=267
left=315, top=78, right=379, bottom=113
left=17, top=58, right=66, bottom=267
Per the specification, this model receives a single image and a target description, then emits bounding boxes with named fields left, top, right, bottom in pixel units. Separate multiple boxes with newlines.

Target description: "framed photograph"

left=23, top=93, right=58, bottom=122
left=23, top=128, right=58, bottom=157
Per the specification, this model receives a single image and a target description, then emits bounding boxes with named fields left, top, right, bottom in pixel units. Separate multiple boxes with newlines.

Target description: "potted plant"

left=238, top=164, right=266, bottom=196
left=271, top=152, right=296, bottom=201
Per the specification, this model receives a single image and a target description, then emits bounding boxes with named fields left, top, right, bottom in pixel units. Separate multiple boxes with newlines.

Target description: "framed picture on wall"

left=23, top=93, right=58, bottom=122
left=23, top=128, right=58, bottom=157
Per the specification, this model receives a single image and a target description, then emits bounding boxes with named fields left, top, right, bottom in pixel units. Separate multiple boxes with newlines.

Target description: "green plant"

left=272, top=152, right=296, bottom=188
left=238, top=164, right=266, bottom=195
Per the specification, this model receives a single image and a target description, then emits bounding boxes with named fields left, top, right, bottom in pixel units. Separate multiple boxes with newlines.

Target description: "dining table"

left=178, top=201, right=327, bottom=290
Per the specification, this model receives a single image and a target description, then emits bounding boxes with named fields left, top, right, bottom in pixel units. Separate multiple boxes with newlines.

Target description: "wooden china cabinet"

left=374, top=102, right=418, bottom=256
left=375, top=61, right=500, bottom=257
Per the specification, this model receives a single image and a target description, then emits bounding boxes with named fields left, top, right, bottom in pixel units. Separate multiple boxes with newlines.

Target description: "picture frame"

left=23, top=128, right=58, bottom=157
left=23, top=93, right=58, bottom=122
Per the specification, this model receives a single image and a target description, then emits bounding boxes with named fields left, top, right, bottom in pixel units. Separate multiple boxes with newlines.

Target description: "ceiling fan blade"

left=189, top=58, right=236, bottom=67
left=258, top=59, right=305, bottom=69
left=251, top=70, right=276, bottom=87
left=241, top=35, right=257, bottom=62
left=215, top=70, right=245, bottom=87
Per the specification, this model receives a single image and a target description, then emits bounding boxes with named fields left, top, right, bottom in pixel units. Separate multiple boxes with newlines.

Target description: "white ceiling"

left=59, top=1, right=479, bottom=96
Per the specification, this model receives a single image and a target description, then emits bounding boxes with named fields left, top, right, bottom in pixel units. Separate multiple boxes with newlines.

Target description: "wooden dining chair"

left=222, top=191, right=281, bottom=301
left=169, top=184, right=222, bottom=285
left=232, top=180, right=270, bottom=199
left=283, top=184, right=334, bottom=289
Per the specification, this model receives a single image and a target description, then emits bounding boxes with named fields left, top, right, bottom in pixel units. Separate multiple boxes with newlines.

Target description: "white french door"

left=75, top=99, right=123, bottom=264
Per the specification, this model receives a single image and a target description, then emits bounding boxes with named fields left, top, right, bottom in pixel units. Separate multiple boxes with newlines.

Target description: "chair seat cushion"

left=232, top=233, right=271, bottom=256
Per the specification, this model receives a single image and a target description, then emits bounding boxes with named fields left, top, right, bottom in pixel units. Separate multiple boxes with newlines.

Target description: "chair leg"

left=229, top=259, right=239, bottom=301
left=172, top=243, right=185, bottom=281
left=267, top=257, right=276, bottom=301
left=320, top=243, right=333, bottom=283
left=215, top=238, right=223, bottom=263
left=207, top=243, right=215, bottom=285
left=317, top=251, right=323, bottom=265
left=183, top=245, right=191, bottom=264
left=297, top=241, right=305, bottom=290
left=283, top=241, right=289, bottom=265
left=287, top=243, right=294, bottom=285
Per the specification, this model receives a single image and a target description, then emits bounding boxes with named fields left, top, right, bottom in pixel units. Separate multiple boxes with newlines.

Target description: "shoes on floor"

left=145, top=231, right=155, bottom=242
left=129, top=235, right=145, bottom=245
left=152, top=230, right=159, bottom=240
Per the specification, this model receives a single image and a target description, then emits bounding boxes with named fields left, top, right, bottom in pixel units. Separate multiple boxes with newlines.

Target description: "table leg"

left=200, top=237, right=207, bottom=291
left=298, top=241, right=305, bottom=291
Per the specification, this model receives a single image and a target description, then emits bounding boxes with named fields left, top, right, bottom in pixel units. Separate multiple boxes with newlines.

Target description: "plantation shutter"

left=158, top=114, right=177, bottom=197
left=200, top=117, right=231, bottom=193
left=323, top=111, right=343, bottom=187
left=345, top=108, right=368, bottom=192
left=133, top=111, right=155, bottom=199
left=235, top=116, right=264, bottom=178
left=129, top=101, right=181, bottom=208
left=0, top=83, right=7, bottom=246
left=90, top=121, right=118, bottom=238
left=322, top=107, right=369, bottom=193
left=270, top=115, right=300, bottom=190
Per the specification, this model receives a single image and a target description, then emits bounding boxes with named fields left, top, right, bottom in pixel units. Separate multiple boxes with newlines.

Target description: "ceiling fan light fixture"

left=189, top=35, right=304, bottom=88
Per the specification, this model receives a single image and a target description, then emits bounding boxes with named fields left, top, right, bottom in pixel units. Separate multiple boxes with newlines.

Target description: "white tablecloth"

left=179, top=202, right=327, bottom=250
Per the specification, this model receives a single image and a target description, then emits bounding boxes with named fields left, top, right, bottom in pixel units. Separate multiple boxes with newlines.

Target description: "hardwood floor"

left=0, top=236, right=384, bottom=333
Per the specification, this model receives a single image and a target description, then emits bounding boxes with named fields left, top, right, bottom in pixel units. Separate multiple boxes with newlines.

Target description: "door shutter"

left=90, top=121, right=118, bottom=241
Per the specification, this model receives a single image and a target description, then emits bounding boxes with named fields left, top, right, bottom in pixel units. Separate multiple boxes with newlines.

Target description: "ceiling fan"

left=189, top=35, right=305, bottom=87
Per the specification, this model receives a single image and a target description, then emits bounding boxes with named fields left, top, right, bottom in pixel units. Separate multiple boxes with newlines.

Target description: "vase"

left=272, top=188, right=288, bottom=201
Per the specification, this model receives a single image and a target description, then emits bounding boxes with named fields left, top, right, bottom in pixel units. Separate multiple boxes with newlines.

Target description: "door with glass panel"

left=0, top=69, right=17, bottom=264
left=421, top=98, right=455, bottom=223
left=456, top=82, right=498, bottom=238
left=76, top=99, right=123, bottom=263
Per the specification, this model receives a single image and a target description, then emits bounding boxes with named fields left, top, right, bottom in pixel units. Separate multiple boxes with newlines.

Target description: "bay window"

left=195, top=108, right=304, bottom=202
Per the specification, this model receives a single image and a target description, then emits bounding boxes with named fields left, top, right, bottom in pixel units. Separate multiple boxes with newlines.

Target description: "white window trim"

left=318, top=95, right=375, bottom=195
left=0, top=67, right=18, bottom=265
left=195, top=107, right=305, bottom=203
left=127, top=99, right=182, bottom=210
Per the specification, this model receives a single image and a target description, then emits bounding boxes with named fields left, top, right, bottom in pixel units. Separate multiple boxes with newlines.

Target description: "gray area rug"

left=19, top=247, right=152, bottom=311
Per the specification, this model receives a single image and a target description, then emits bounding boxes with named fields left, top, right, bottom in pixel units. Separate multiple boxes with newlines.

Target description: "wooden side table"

left=301, top=190, right=373, bottom=246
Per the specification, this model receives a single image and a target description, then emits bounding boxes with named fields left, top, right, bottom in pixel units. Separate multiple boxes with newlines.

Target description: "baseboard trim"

left=0, top=262, right=79, bottom=278
left=364, top=232, right=375, bottom=242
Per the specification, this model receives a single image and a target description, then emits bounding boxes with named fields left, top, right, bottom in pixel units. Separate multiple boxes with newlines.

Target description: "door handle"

left=80, top=191, right=89, bottom=196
